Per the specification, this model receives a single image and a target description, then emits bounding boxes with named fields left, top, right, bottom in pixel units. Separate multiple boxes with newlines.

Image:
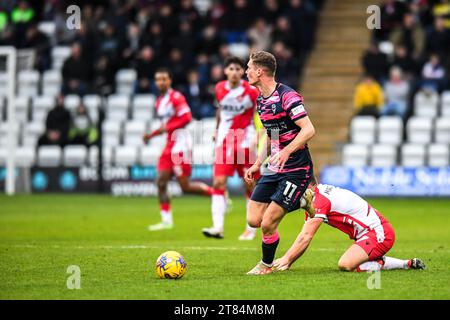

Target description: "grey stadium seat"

left=370, top=144, right=397, bottom=167
left=115, top=69, right=137, bottom=95
left=102, top=120, right=122, bottom=147
left=342, top=144, right=369, bottom=167
left=435, top=117, right=450, bottom=144
left=115, top=145, right=138, bottom=165
left=401, top=144, right=426, bottom=167
left=23, top=122, right=45, bottom=147
left=42, top=69, right=61, bottom=96
left=139, top=146, right=160, bottom=166
left=124, top=121, right=147, bottom=146
left=63, top=145, right=88, bottom=166
left=414, top=91, right=439, bottom=118
left=406, top=117, right=433, bottom=144
left=15, top=146, right=36, bottom=167
left=106, top=95, right=130, bottom=121
left=64, top=94, right=81, bottom=112
left=32, top=96, right=56, bottom=122
left=37, top=146, right=62, bottom=167
left=377, top=116, right=403, bottom=145
left=350, top=116, right=376, bottom=145
left=18, top=70, right=40, bottom=97
left=51, top=46, right=71, bottom=69
left=428, top=144, right=449, bottom=167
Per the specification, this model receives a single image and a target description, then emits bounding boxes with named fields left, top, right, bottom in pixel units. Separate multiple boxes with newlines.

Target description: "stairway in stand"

left=299, top=0, right=375, bottom=174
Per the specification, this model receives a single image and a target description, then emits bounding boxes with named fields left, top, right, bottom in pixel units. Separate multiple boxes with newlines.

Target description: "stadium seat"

left=132, top=94, right=156, bottom=110
left=0, top=73, right=8, bottom=97
left=23, top=122, right=45, bottom=147
left=18, top=70, right=40, bottom=97
left=8, top=96, right=30, bottom=123
left=414, top=91, right=439, bottom=118
left=101, top=146, right=114, bottom=165
left=37, top=146, right=62, bottom=167
left=83, top=95, right=102, bottom=123
left=435, top=117, right=450, bottom=144
left=115, top=146, right=138, bottom=165
left=428, top=144, right=449, bottom=167
left=132, top=109, right=153, bottom=121
left=406, top=117, right=433, bottom=144
left=370, top=144, right=397, bottom=167
left=64, top=94, right=81, bottom=112
left=401, top=144, right=426, bottom=167
left=63, top=145, right=88, bottom=166
left=0, top=121, right=20, bottom=146
left=124, top=121, right=147, bottom=146
left=342, top=144, right=369, bottom=167
left=32, top=96, right=56, bottom=122
left=42, top=70, right=61, bottom=96
left=140, top=146, right=161, bottom=166
left=350, top=116, right=376, bottom=145
left=106, top=95, right=130, bottom=121
left=102, top=120, right=122, bottom=147
left=377, top=116, right=403, bottom=145
left=87, top=146, right=98, bottom=166
left=51, top=46, right=71, bottom=69
left=441, top=91, right=450, bottom=116
left=15, top=146, right=36, bottom=167
left=115, top=69, right=137, bottom=95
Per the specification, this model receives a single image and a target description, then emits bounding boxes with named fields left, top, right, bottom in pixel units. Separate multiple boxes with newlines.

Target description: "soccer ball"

left=156, top=251, right=187, bottom=279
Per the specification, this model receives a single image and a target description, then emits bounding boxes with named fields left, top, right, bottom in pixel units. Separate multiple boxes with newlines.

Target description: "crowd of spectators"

left=355, top=0, right=450, bottom=119
left=1, top=0, right=324, bottom=120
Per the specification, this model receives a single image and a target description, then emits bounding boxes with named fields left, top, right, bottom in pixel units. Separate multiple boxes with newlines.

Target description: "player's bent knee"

left=247, top=216, right=261, bottom=228
left=338, top=259, right=355, bottom=272
left=213, top=179, right=226, bottom=191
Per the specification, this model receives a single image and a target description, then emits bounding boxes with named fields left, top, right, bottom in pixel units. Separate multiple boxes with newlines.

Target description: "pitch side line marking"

left=4, top=244, right=449, bottom=253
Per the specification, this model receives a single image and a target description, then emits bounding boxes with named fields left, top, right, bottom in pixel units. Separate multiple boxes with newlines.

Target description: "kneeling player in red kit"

left=273, top=178, right=426, bottom=272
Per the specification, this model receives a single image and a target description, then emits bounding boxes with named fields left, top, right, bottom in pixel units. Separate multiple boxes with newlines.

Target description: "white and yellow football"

left=155, top=251, right=187, bottom=279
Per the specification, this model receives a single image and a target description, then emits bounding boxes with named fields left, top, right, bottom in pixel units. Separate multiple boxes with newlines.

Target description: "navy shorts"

left=250, top=167, right=313, bottom=212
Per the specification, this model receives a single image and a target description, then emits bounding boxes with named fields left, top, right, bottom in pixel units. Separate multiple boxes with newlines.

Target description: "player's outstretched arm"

left=273, top=217, right=322, bottom=270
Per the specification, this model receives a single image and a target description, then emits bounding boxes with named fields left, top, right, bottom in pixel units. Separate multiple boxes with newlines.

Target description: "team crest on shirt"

left=271, top=104, right=277, bottom=114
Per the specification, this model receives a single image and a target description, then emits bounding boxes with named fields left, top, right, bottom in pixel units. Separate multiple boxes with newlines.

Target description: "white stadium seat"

left=371, top=144, right=397, bottom=167
left=0, top=73, right=8, bottom=97
left=42, top=69, right=61, bottom=96
left=51, top=46, right=71, bottom=70
left=441, top=91, right=450, bottom=116
left=63, top=145, right=88, bottom=166
left=64, top=94, right=81, bottom=112
left=0, top=121, right=20, bottom=146
left=435, top=117, right=450, bottom=144
left=32, top=96, right=56, bottom=122
left=401, top=144, right=426, bottom=167
left=115, top=146, right=138, bottom=165
left=124, top=121, right=147, bottom=146
left=406, top=117, right=433, bottom=144
left=11, top=96, right=30, bottom=123
left=140, top=146, right=161, bottom=166
left=0, top=146, right=35, bottom=166
left=102, top=120, right=122, bottom=147
left=377, top=116, right=403, bottom=145
left=83, top=94, right=102, bottom=110
left=102, top=146, right=114, bottom=165
left=37, top=145, right=62, bottom=167
left=414, top=91, right=439, bottom=118
left=342, top=144, right=369, bottom=167
left=132, top=109, right=153, bottom=121
left=132, top=94, right=156, bottom=111
left=23, top=122, right=45, bottom=147
left=350, top=116, right=376, bottom=145
left=106, top=95, right=130, bottom=121
left=18, top=70, right=40, bottom=97
left=115, top=69, right=137, bottom=95
left=15, top=146, right=36, bottom=167
left=428, top=144, right=449, bottom=167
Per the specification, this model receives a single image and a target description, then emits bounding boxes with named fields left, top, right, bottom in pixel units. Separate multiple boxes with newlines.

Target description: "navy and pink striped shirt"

left=256, top=83, right=313, bottom=173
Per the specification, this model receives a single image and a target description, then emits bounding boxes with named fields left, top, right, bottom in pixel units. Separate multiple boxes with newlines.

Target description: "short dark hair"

left=224, top=56, right=245, bottom=69
left=250, top=51, right=277, bottom=76
left=155, top=67, right=172, bottom=79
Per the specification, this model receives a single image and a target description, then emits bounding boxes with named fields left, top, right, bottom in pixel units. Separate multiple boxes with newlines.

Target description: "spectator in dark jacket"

left=38, top=95, right=71, bottom=147
left=362, top=43, right=389, bottom=83
left=134, top=46, right=157, bottom=94
left=61, top=42, right=90, bottom=95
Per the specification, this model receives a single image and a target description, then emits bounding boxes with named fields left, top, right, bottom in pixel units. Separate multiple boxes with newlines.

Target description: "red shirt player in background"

left=202, top=57, right=260, bottom=240
left=143, top=68, right=213, bottom=231
left=273, top=177, right=426, bottom=272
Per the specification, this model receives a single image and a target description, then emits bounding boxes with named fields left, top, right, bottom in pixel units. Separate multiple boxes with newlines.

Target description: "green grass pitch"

left=0, top=194, right=449, bottom=299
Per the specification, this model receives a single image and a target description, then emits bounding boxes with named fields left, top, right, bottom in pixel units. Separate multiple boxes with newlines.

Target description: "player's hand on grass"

left=273, top=256, right=291, bottom=271
left=244, top=162, right=261, bottom=184
left=269, top=149, right=291, bottom=171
